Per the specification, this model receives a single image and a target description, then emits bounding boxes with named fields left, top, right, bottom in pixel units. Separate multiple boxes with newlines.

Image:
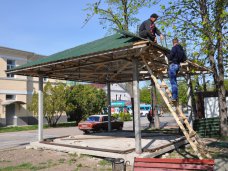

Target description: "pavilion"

left=7, top=31, right=210, bottom=154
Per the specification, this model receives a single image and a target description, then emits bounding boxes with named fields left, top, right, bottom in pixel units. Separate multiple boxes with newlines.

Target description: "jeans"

left=169, top=63, right=179, bottom=100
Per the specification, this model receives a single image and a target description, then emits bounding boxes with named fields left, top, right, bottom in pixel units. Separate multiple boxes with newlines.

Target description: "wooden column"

left=38, top=75, right=43, bottom=141
left=187, top=74, right=197, bottom=125
left=132, top=58, right=142, bottom=154
left=152, top=80, right=160, bottom=128
left=107, top=82, right=112, bottom=132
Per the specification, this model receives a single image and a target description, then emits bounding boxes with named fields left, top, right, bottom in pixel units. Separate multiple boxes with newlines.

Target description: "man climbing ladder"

left=141, top=55, right=211, bottom=159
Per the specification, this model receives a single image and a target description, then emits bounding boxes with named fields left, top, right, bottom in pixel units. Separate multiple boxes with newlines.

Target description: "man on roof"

left=139, top=13, right=164, bottom=43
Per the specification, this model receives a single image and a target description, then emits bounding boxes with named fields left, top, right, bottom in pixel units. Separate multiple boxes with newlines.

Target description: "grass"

left=0, top=122, right=76, bottom=133
left=0, top=159, right=11, bottom=163
left=98, top=159, right=112, bottom=166
left=219, top=136, right=228, bottom=141
left=58, top=158, right=66, bottom=164
left=0, top=162, right=57, bottom=171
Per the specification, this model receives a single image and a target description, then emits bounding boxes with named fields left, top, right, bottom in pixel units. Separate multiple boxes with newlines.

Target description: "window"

left=140, top=107, right=145, bottom=110
left=43, top=77, right=48, bottom=82
left=103, top=116, right=108, bottom=122
left=86, top=116, right=100, bottom=122
left=7, top=60, right=16, bottom=78
left=6, top=94, right=15, bottom=100
left=145, top=107, right=150, bottom=110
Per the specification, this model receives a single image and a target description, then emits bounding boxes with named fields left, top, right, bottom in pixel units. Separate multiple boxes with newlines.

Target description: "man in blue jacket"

left=139, top=13, right=164, bottom=42
left=168, top=38, right=186, bottom=101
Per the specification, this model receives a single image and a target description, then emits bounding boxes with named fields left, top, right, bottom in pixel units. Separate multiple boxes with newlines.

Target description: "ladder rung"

left=160, top=84, right=168, bottom=88
left=189, top=131, right=197, bottom=137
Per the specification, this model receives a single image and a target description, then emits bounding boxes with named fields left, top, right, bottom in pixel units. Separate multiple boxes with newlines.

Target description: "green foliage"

left=178, top=81, right=188, bottom=106
left=98, top=159, right=112, bottom=166
left=224, top=79, right=228, bottom=90
left=119, top=112, right=132, bottom=121
left=67, top=84, right=107, bottom=124
left=112, top=112, right=132, bottom=121
left=28, top=82, right=73, bottom=127
left=159, top=0, right=227, bottom=70
left=140, top=87, right=151, bottom=104
left=0, top=161, right=57, bottom=171
left=84, top=0, right=159, bottom=32
left=160, top=1, right=228, bottom=136
left=112, top=113, right=119, bottom=120
left=140, top=85, right=168, bottom=111
left=0, top=122, right=75, bottom=133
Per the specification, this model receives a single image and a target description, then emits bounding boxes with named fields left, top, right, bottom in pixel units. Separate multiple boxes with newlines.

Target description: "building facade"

left=0, top=47, right=67, bottom=126
left=92, top=83, right=131, bottom=102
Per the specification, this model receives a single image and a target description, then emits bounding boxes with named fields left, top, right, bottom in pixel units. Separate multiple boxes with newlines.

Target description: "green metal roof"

left=9, top=33, right=141, bottom=71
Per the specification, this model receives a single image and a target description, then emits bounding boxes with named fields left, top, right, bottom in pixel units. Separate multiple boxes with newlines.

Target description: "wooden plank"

left=134, top=158, right=214, bottom=165
left=134, top=162, right=214, bottom=170
left=134, top=167, right=191, bottom=171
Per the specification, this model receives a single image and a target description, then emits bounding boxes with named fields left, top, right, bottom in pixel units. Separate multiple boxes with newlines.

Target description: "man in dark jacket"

left=168, top=38, right=186, bottom=101
left=139, top=13, right=164, bottom=42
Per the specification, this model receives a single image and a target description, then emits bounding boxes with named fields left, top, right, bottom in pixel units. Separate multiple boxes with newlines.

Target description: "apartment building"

left=0, top=47, right=67, bottom=126
left=92, top=83, right=131, bottom=102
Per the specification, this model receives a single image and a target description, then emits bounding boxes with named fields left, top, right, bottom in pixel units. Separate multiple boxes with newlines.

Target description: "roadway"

left=0, top=115, right=176, bottom=150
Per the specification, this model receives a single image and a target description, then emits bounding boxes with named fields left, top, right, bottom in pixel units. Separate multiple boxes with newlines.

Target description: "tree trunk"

left=122, top=0, right=128, bottom=30
left=215, top=0, right=228, bottom=136
left=199, top=0, right=228, bottom=136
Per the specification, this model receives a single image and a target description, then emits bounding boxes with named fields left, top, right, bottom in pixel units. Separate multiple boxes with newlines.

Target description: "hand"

left=154, top=37, right=157, bottom=43
left=160, top=34, right=164, bottom=40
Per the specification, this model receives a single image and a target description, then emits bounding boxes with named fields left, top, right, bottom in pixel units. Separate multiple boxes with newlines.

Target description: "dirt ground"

left=0, top=148, right=131, bottom=171
left=162, top=138, right=228, bottom=159
left=0, top=138, right=227, bottom=171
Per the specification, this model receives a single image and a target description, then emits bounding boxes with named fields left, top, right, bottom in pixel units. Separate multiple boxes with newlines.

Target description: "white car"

left=140, top=110, right=149, bottom=117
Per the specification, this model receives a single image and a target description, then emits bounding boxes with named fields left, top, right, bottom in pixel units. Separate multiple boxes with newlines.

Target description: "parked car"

left=78, top=115, right=123, bottom=134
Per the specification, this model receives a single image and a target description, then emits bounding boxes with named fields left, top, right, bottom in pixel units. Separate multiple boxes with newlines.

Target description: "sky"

left=0, top=0, right=163, bottom=56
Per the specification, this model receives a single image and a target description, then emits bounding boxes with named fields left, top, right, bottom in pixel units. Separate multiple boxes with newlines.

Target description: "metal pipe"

left=38, top=75, right=43, bottom=141
left=107, top=82, right=112, bottom=132
left=132, top=58, right=142, bottom=154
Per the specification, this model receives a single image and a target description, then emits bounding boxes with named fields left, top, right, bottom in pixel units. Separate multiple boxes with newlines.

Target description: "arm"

left=139, top=21, right=145, bottom=32
left=155, top=26, right=161, bottom=36
left=168, top=46, right=176, bottom=61
left=155, top=26, right=164, bottom=40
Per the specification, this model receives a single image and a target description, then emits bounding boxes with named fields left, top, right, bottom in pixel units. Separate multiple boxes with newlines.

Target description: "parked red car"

left=78, top=115, right=123, bottom=133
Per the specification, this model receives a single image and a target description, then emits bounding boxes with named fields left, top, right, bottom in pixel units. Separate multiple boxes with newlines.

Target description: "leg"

left=139, top=30, right=156, bottom=42
left=169, top=64, right=179, bottom=100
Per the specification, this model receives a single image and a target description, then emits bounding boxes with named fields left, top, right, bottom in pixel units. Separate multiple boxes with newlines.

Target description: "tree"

left=178, top=81, right=188, bottom=106
left=140, top=85, right=167, bottom=110
left=84, top=0, right=159, bottom=32
left=140, top=87, right=151, bottom=104
left=67, top=84, right=107, bottom=124
left=28, top=82, right=73, bottom=127
left=160, top=0, right=228, bottom=136
left=84, top=0, right=160, bottom=98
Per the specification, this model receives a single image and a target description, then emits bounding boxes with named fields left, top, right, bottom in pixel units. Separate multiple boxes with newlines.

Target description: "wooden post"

left=131, top=97, right=135, bottom=132
left=187, top=74, right=197, bottom=125
left=107, top=82, right=112, bottom=132
left=38, top=75, right=43, bottom=142
left=202, top=74, right=207, bottom=92
left=132, top=58, right=142, bottom=154
left=153, top=82, right=160, bottom=129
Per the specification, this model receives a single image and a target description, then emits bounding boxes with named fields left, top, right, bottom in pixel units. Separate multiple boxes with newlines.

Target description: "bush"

left=112, top=113, right=119, bottom=120
left=119, top=112, right=132, bottom=121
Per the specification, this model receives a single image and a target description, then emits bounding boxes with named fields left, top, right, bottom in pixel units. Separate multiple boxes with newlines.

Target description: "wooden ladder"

left=141, top=56, right=211, bottom=159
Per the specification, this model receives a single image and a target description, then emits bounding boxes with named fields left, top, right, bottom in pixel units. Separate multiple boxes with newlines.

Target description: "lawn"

left=0, top=122, right=76, bottom=133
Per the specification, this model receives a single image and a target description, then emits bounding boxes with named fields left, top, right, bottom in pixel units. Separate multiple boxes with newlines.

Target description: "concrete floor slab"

left=28, top=131, right=187, bottom=165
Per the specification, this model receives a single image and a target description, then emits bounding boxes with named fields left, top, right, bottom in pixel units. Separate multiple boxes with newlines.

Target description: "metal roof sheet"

left=8, top=33, right=141, bottom=72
